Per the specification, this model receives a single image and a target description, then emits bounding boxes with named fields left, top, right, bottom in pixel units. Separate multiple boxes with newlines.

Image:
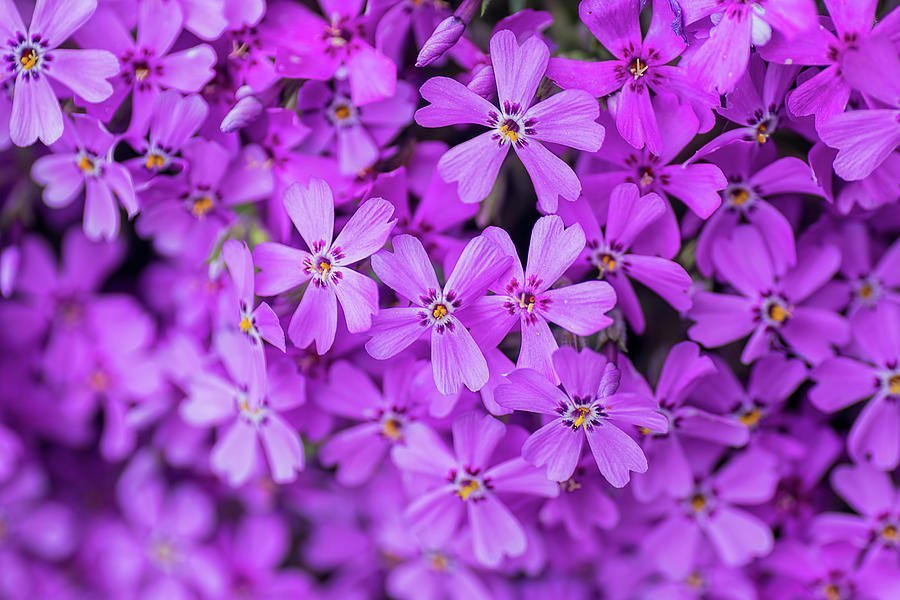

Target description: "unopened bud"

left=416, top=16, right=465, bottom=67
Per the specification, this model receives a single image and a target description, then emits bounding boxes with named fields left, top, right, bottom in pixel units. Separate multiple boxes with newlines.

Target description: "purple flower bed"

left=1, top=0, right=900, bottom=597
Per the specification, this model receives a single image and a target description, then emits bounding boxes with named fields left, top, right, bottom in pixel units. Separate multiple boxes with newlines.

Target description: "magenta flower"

left=253, top=179, right=395, bottom=354
left=758, top=0, right=892, bottom=127
left=495, top=346, right=668, bottom=487
left=415, top=29, right=605, bottom=212
left=697, top=143, right=822, bottom=277
left=220, top=239, right=285, bottom=396
left=74, top=0, right=216, bottom=134
left=318, top=359, right=429, bottom=486
left=1, top=0, right=119, bottom=146
left=181, top=348, right=306, bottom=486
left=366, top=233, right=511, bottom=395
left=391, top=412, right=558, bottom=566
left=466, top=215, right=616, bottom=381
left=810, top=302, right=900, bottom=470
left=567, top=183, right=693, bottom=334
left=273, top=0, right=397, bottom=106
left=688, top=226, right=850, bottom=364
left=31, top=114, right=137, bottom=241
left=643, top=447, right=779, bottom=574
left=546, top=0, right=716, bottom=154
left=681, top=0, right=817, bottom=94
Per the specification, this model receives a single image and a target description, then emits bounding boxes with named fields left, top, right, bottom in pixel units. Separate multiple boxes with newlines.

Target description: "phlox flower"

left=415, top=29, right=605, bottom=212
left=366, top=233, right=511, bottom=395
left=391, top=412, right=558, bottom=566
left=31, top=114, right=137, bottom=241
left=466, top=214, right=616, bottom=381
left=495, top=346, right=668, bottom=487
left=252, top=178, right=396, bottom=354
left=1, top=0, right=119, bottom=146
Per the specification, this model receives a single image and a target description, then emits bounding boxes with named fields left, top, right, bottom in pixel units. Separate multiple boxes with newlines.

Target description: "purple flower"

left=466, top=215, right=616, bottom=381
left=124, top=89, right=209, bottom=185
left=31, top=114, right=137, bottom=241
left=181, top=348, right=306, bottom=486
left=538, top=461, right=620, bottom=539
left=681, top=0, right=817, bottom=94
left=643, top=447, right=778, bottom=573
left=273, top=0, right=397, bottom=106
left=813, top=463, right=900, bottom=557
left=1, top=0, right=119, bottom=146
left=136, top=138, right=273, bottom=261
left=697, top=143, right=821, bottom=277
left=627, top=342, right=750, bottom=501
left=758, top=0, right=893, bottom=127
left=366, top=233, right=511, bottom=395
left=318, top=359, right=430, bottom=486
left=220, top=239, right=285, bottom=396
left=688, top=226, right=849, bottom=364
left=415, top=29, right=605, bottom=211
left=578, top=99, right=726, bottom=257
left=546, top=0, right=716, bottom=154
left=391, top=412, right=558, bottom=565
left=74, top=0, right=216, bottom=134
left=495, top=346, right=668, bottom=487
left=253, top=179, right=396, bottom=354
left=296, top=79, right=416, bottom=175
left=566, top=183, right=693, bottom=334
left=810, top=302, right=900, bottom=470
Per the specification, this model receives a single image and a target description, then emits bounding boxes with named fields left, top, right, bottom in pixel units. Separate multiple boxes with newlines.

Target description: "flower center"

left=638, top=166, right=654, bottom=188
left=334, top=104, right=351, bottom=120
left=426, top=551, right=450, bottom=572
left=824, top=584, right=843, bottom=600
left=77, top=153, right=100, bottom=176
left=854, top=276, right=881, bottom=305
left=738, top=407, right=762, bottom=427
left=561, top=477, right=581, bottom=492
left=89, top=370, right=110, bottom=392
left=517, top=292, right=536, bottom=313
left=451, top=468, right=490, bottom=502
left=327, top=96, right=357, bottom=127
left=690, top=492, right=707, bottom=513
left=150, top=539, right=178, bottom=567
left=728, top=187, right=751, bottom=206
left=20, top=47, right=38, bottom=70
left=628, top=57, right=649, bottom=79
left=378, top=410, right=407, bottom=442
left=884, top=373, right=900, bottom=397
left=134, top=64, right=150, bottom=81
left=760, top=295, right=791, bottom=326
left=238, top=399, right=267, bottom=425
left=145, top=152, right=166, bottom=169
left=499, top=118, right=520, bottom=143
left=563, top=400, right=601, bottom=431
left=685, top=571, right=705, bottom=590
left=882, top=523, right=899, bottom=542
left=191, top=196, right=215, bottom=217
left=239, top=316, right=253, bottom=333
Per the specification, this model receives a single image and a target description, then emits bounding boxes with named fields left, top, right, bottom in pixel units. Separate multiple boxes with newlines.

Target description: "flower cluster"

left=1, top=0, right=900, bottom=597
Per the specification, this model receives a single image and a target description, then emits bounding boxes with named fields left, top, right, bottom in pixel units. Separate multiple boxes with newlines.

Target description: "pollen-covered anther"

left=729, top=188, right=750, bottom=205
left=145, top=153, right=166, bottom=169
left=89, top=371, right=109, bottom=392
left=690, top=493, right=707, bottom=512
left=334, top=104, right=351, bottom=120
left=572, top=406, right=591, bottom=430
left=456, top=478, right=480, bottom=501
left=432, top=303, right=448, bottom=319
left=517, top=293, right=536, bottom=313
left=135, top=65, right=150, bottom=81
left=756, top=123, right=770, bottom=144
left=192, top=196, right=214, bottom=217
left=499, top=119, right=520, bottom=143
left=239, top=317, right=253, bottom=333
left=738, top=408, right=761, bottom=427
left=628, top=58, right=649, bottom=79
left=767, top=303, right=790, bottom=323
left=77, top=155, right=97, bottom=174
left=20, top=47, right=38, bottom=70
left=881, top=523, right=899, bottom=542
left=381, top=418, right=403, bottom=441
left=889, top=375, right=900, bottom=396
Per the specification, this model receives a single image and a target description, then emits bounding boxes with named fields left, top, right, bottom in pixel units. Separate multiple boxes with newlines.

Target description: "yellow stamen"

left=859, top=284, right=874, bottom=299
left=456, top=479, right=480, bottom=501
left=78, top=156, right=95, bottom=173
left=382, top=418, right=402, bottom=441
left=334, top=105, right=351, bottom=120
left=824, top=584, right=841, bottom=600
left=20, top=48, right=37, bottom=70
left=882, top=524, right=898, bottom=541
left=768, top=304, right=790, bottom=323
left=500, top=123, right=519, bottom=143
left=730, top=188, right=750, bottom=205
left=192, top=196, right=214, bottom=217
left=239, top=317, right=252, bottom=333
left=318, top=260, right=331, bottom=274
left=572, top=406, right=590, bottom=429
left=690, top=493, right=707, bottom=512
left=639, top=169, right=653, bottom=187
left=639, top=427, right=652, bottom=435
left=432, top=303, right=448, bottom=319
left=890, top=375, right=900, bottom=396
left=561, top=477, right=581, bottom=492
left=629, top=58, right=649, bottom=79
left=739, top=408, right=761, bottom=427
left=153, top=540, right=176, bottom=565
left=518, top=293, right=536, bottom=313
left=145, top=153, right=165, bottom=169
left=756, top=123, right=769, bottom=144
left=135, top=66, right=150, bottom=81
